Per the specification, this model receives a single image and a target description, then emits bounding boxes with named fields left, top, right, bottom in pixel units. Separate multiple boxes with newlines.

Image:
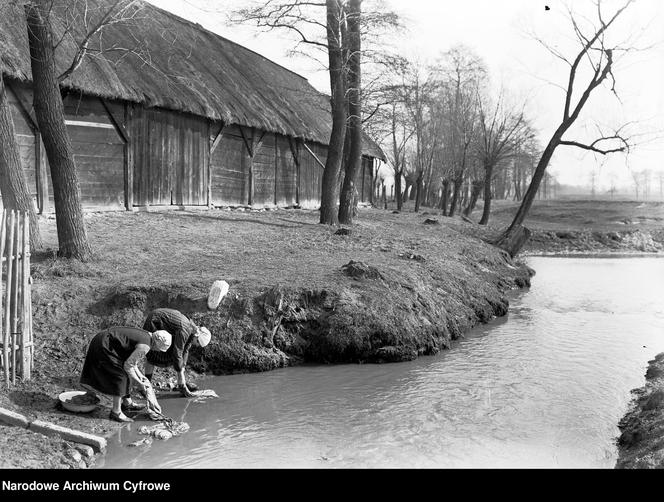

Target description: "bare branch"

left=559, top=134, right=630, bottom=155
left=58, top=0, right=141, bottom=82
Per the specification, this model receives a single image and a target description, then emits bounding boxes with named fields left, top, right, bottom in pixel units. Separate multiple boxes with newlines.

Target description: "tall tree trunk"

left=414, top=171, right=423, bottom=213
left=448, top=176, right=462, bottom=217
left=496, top=133, right=562, bottom=255
left=25, top=2, right=92, bottom=260
left=463, top=180, right=483, bottom=218
left=319, top=0, right=346, bottom=225
left=338, top=0, right=361, bottom=225
left=479, top=164, right=494, bottom=225
left=0, top=73, right=42, bottom=250
left=513, top=161, right=522, bottom=201
left=395, top=168, right=403, bottom=211
left=504, top=137, right=560, bottom=232
left=402, top=180, right=411, bottom=204
left=440, top=179, right=450, bottom=215
left=409, top=181, right=416, bottom=200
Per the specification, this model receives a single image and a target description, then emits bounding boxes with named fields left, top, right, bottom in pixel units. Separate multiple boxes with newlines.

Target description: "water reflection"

left=98, top=257, right=664, bottom=469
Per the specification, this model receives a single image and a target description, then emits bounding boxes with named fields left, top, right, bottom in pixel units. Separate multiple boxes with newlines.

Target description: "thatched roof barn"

left=0, top=0, right=385, bottom=211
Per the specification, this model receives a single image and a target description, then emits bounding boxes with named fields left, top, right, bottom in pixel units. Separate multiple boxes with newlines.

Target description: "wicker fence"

left=0, top=210, right=33, bottom=384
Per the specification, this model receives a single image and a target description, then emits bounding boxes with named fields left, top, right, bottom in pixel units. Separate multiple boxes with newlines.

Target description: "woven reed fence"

left=0, top=210, right=33, bottom=384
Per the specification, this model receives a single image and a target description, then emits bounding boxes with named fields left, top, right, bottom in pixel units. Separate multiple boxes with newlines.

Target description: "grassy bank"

left=0, top=204, right=533, bottom=469
left=616, top=354, right=664, bottom=468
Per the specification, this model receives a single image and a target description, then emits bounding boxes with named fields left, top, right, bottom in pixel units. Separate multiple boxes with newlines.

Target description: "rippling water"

left=98, top=257, right=664, bottom=469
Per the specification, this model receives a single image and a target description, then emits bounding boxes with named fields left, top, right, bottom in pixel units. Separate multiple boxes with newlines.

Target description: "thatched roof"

left=0, top=0, right=385, bottom=160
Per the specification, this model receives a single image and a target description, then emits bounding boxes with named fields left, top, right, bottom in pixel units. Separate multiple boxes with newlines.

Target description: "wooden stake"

left=5, top=211, right=15, bottom=384
left=21, top=212, right=30, bottom=380
left=11, top=214, right=21, bottom=384
left=0, top=209, right=6, bottom=384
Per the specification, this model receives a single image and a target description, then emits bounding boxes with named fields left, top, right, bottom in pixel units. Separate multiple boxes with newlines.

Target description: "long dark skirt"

left=80, top=328, right=144, bottom=396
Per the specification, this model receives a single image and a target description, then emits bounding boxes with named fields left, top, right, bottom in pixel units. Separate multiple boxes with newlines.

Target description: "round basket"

left=58, top=390, right=100, bottom=413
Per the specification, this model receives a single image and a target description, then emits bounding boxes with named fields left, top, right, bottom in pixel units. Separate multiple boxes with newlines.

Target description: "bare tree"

left=496, top=0, right=636, bottom=256
left=232, top=0, right=399, bottom=225
left=23, top=0, right=140, bottom=259
left=338, top=0, right=361, bottom=225
left=475, top=92, right=526, bottom=225
left=373, top=90, right=415, bottom=211
left=25, top=0, right=93, bottom=260
left=436, top=46, right=485, bottom=217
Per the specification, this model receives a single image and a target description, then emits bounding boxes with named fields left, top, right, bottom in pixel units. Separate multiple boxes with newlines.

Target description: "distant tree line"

left=364, top=45, right=558, bottom=225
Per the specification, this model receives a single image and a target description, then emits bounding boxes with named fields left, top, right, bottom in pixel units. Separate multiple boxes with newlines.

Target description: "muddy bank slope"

left=616, top=353, right=664, bottom=468
left=0, top=207, right=532, bottom=469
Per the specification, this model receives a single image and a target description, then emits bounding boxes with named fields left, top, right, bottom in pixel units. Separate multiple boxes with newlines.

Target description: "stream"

left=97, top=256, right=664, bottom=468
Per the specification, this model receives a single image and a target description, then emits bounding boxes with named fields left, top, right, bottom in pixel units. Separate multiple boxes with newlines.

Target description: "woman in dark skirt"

left=80, top=326, right=172, bottom=423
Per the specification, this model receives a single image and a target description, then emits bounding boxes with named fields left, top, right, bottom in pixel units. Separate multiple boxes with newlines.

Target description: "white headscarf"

left=196, top=327, right=212, bottom=348
left=152, top=330, right=172, bottom=352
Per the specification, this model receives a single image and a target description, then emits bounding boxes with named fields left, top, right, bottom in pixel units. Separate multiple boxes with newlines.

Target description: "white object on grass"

left=207, top=280, right=230, bottom=310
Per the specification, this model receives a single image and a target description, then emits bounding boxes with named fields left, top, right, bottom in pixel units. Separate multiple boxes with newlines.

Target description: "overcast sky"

left=147, top=0, right=664, bottom=192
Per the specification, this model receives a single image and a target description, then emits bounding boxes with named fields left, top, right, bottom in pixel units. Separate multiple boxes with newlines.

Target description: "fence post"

left=22, top=212, right=30, bottom=380
left=11, top=212, right=21, bottom=384
left=5, top=211, right=15, bottom=384
left=0, top=209, right=6, bottom=384
left=0, top=211, right=33, bottom=384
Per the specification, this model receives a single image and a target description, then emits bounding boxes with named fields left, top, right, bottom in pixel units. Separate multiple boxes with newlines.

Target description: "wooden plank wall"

left=6, top=85, right=378, bottom=213
left=131, top=107, right=209, bottom=206
left=62, top=94, right=125, bottom=209
left=275, top=134, right=296, bottom=207
left=298, top=142, right=325, bottom=209
left=210, top=124, right=245, bottom=206
left=210, top=127, right=299, bottom=208
left=252, top=132, right=276, bottom=208
left=4, top=87, right=38, bottom=210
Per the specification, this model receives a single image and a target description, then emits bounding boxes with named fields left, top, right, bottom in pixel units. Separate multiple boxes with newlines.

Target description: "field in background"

left=483, top=199, right=664, bottom=233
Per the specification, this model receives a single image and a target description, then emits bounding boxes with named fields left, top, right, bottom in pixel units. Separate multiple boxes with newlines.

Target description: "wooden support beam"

left=274, top=133, right=278, bottom=206
left=124, top=104, right=134, bottom=211
left=238, top=126, right=253, bottom=157
left=250, top=130, right=266, bottom=207
left=288, top=138, right=301, bottom=205
left=302, top=142, right=325, bottom=170
left=254, top=130, right=266, bottom=152
left=238, top=126, right=267, bottom=206
left=238, top=126, right=253, bottom=205
left=99, top=99, right=129, bottom=143
left=208, top=122, right=225, bottom=208
left=7, top=84, right=38, bottom=132
left=210, top=123, right=225, bottom=155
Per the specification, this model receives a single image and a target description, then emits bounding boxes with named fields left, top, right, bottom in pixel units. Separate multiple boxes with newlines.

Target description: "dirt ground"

left=0, top=198, right=661, bottom=469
